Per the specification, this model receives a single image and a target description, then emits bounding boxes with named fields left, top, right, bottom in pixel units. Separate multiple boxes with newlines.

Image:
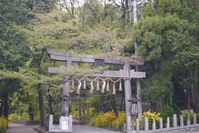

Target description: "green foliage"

left=0, top=0, right=28, bottom=24
left=0, top=117, right=8, bottom=132
left=8, top=113, right=29, bottom=121
left=181, top=110, right=199, bottom=118
left=32, top=0, right=56, bottom=13
left=130, top=15, right=190, bottom=61
left=53, top=113, right=60, bottom=124
left=141, top=61, right=173, bottom=104
left=158, top=105, right=174, bottom=120
left=71, top=106, right=97, bottom=121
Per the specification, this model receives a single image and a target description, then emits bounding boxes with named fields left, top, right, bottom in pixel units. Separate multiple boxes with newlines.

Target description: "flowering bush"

left=181, top=110, right=199, bottom=118
left=71, top=106, right=97, bottom=121
left=8, top=113, right=29, bottom=121
left=112, top=112, right=126, bottom=129
left=142, top=110, right=160, bottom=120
left=89, top=111, right=116, bottom=128
left=89, top=111, right=126, bottom=130
left=0, top=117, right=8, bottom=133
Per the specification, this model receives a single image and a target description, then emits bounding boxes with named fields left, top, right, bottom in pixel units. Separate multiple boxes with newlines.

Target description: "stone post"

left=187, top=115, right=191, bottom=126
left=193, top=114, right=197, bottom=125
left=49, top=115, right=53, bottom=130
left=180, top=115, right=184, bottom=127
left=69, top=115, right=73, bottom=132
left=159, top=117, right=163, bottom=129
left=136, top=119, right=140, bottom=131
left=136, top=79, right=142, bottom=118
left=145, top=117, right=149, bottom=131
left=152, top=119, right=156, bottom=130
left=173, top=114, right=177, bottom=127
left=166, top=117, right=170, bottom=128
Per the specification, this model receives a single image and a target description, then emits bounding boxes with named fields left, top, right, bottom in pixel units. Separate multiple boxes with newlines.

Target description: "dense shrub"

left=158, top=106, right=174, bottom=120
left=0, top=117, right=8, bottom=133
left=89, top=111, right=126, bottom=130
left=181, top=110, right=199, bottom=118
left=72, top=106, right=97, bottom=121
left=8, top=113, right=29, bottom=121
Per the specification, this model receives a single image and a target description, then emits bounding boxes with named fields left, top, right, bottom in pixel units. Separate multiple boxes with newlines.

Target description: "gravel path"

left=73, top=125, right=121, bottom=133
left=5, top=122, right=121, bottom=133
left=5, top=123, right=37, bottom=133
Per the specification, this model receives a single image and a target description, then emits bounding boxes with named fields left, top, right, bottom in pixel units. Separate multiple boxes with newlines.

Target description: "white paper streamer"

left=90, top=81, right=94, bottom=94
left=96, top=78, right=100, bottom=91
left=106, top=80, right=110, bottom=92
left=112, top=82, right=116, bottom=95
left=101, top=80, right=106, bottom=93
left=77, top=80, right=82, bottom=94
left=119, top=80, right=122, bottom=91
left=83, top=80, right=86, bottom=89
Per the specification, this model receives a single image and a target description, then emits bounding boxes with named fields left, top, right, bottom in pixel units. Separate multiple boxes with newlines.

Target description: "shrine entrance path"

left=73, top=125, right=121, bottom=133
left=6, top=122, right=121, bottom=133
left=6, top=122, right=37, bottom=133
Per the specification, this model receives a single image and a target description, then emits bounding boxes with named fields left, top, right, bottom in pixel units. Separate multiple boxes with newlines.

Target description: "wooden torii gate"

left=46, top=49, right=146, bottom=132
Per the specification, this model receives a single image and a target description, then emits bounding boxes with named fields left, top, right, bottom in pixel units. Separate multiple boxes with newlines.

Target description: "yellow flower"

left=142, top=110, right=160, bottom=121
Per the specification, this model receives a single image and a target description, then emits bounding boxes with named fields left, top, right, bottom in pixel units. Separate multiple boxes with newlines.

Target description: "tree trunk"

left=70, top=0, right=75, bottom=16
left=110, top=95, right=118, bottom=117
left=103, top=0, right=108, bottom=19
left=3, top=93, right=9, bottom=118
left=189, top=70, right=199, bottom=112
left=187, top=87, right=191, bottom=111
left=82, top=8, right=85, bottom=30
left=151, top=0, right=156, bottom=15
left=38, top=84, right=46, bottom=127
left=125, top=0, right=129, bottom=24
left=0, top=97, right=3, bottom=116
left=90, top=12, right=94, bottom=28
left=194, top=70, right=199, bottom=112
left=28, top=104, right=34, bottom=121
left=78, top=95, right=82, bottom=121
left=47, top=96, right=53, bottom=115
left=120, top=96, right=124, bottom=111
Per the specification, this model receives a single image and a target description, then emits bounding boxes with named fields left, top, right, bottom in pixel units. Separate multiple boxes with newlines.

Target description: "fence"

left=127, top=114, right=199, bottom=133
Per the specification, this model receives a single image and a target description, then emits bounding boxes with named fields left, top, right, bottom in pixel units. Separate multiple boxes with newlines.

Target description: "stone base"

left=49, top=115, right=72, bottom=133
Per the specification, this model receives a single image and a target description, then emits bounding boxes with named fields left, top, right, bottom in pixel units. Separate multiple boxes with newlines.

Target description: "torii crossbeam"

left=48, top=66, right=146, bottom=78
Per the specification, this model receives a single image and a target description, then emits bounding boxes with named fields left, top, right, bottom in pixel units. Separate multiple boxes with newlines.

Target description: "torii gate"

left=46, top=49, right=146, bottom=132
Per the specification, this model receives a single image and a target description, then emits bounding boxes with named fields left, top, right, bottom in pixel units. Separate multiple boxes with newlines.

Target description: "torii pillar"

left=124, top=64, right=133, bottom=130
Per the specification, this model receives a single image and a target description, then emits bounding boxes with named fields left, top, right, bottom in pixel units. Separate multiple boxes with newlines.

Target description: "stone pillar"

left=136, top=119, right=140, bottom=131
left=49, top=115, right=53, bottom=130
left=124, top=64, right=132, bottom=130
left=180, top=115, right=184, bottom=127
left=173, top=114, right=177, bottom=127
left=145, top=117, right=149, bottom=131
left=166, top=117, right=170, bottom=128
left=69, top=115, right=73, bottom=132
left=152, top=119, right=156, bottom=130
left=193, top=114, right=197, bottom=125
left=136, top=79, right=142, bottom=118
left=60, top=116, right=69, bottom=130
left=187, top=115, right=191, bottom=126
left=159, top=117, right=163, bottom=129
